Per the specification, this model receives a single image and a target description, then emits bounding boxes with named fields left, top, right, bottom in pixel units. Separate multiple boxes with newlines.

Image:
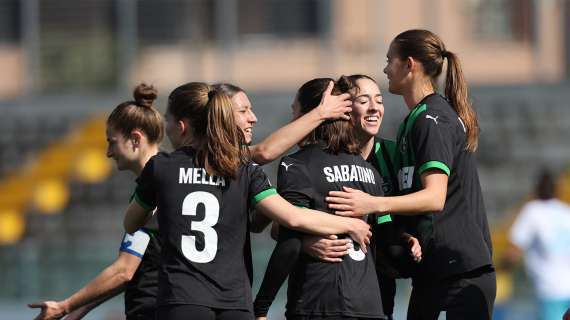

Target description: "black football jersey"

left=394, top=93, right=493, bottom=282
left=278, top=143, right=385, bottom=318
left=134, top=147, right=275, bottom=311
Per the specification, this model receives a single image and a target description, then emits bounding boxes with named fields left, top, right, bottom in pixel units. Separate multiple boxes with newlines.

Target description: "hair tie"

left=442, top=50, right=449, bottom=58
left=208, top=90, right=216, bottom=100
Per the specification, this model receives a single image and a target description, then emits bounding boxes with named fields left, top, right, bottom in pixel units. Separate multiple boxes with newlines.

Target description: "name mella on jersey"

left=178, top=168, right=226, bottom=187
left=323, top=165, right=376, bottom=184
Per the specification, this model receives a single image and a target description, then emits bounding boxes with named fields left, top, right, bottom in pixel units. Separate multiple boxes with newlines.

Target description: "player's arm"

left=327, top=170, right=447, bottom=217
left=255, top=194, right=371, bottom=252
left=124, top=201, right=153, bottom=234
left=249, top=81, right=352, bottom=165
left=254, top=227, right=302, bottom=317
left=29, top=252, right=141, bottom=320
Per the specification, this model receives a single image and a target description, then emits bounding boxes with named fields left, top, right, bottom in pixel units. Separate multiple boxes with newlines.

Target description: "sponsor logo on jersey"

left=323, top=165, right=376, bottom=184
left=426, top=114, right=439, bottom=124
left=280, top=161, right=293, bottom=171
left=179, top=168, right=226, bottom=187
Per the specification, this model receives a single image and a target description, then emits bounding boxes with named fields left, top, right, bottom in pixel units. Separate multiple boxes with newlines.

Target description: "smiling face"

left=230, top=91, right=257, bottom=144
left=383, top=42, right=409, bottom=95
left=106, top=126, right=138, bottom=171
left=351, top=78, right=384, bottom=139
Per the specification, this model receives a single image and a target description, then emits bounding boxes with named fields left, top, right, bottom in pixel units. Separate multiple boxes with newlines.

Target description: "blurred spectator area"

left=0, top=0, right=569, bottom=98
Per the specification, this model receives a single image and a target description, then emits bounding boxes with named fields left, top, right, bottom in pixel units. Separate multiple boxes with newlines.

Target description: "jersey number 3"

left=181, top=191, right=219, bottom=263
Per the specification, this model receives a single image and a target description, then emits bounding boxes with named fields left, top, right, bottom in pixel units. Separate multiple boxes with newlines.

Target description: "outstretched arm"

left=29, top=252, right=141, bottom=320
left=250, top=81, right=352, bottom=165
left=327, top=170, right=448, bottom=217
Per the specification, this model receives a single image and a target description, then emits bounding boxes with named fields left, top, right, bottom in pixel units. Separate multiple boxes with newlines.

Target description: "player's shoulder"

left=412, top=94, right=457, bottom=128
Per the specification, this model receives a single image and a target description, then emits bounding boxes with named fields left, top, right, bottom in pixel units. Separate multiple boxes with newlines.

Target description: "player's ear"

left=178, top=118, right=191, bottom=136
left=130, top=130, right=144, bottom=148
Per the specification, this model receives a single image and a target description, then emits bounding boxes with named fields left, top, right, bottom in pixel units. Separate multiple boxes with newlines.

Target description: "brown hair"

left=296, top=78, right=359, bottom=154
left=393, top=29, right=479, bottom=152
left=212, top=83, right=245, bottom=98
left=107, top=83, right=164, bottom=144
left=167, top=82, right=248, bottom=178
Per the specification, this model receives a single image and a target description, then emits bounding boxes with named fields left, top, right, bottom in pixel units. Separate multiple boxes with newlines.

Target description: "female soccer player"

left=123, top=82, right=372, bottom=320
left=301, top=75, right=422, bottom=320
left=254, top=77, right=389, bottom=320
left=327, top=29, right=496, bottom=320
left=29, top=84, right=164, bottom=320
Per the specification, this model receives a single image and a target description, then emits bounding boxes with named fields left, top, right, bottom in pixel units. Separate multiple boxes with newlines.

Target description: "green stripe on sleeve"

left=133, top=191, right=154, bottom=211
left=377, top=215, right=392, bottom=224
left=418, top=161, right=450, bottom=176
left=251, top=188, right=278, bottom=206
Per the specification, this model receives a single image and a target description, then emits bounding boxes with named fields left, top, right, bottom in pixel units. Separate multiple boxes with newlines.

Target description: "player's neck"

left=358, top=135, right=375, bottom=160
left=133, top=146, right=159, bottom=175
left=403, top=80, right=434, bottom=111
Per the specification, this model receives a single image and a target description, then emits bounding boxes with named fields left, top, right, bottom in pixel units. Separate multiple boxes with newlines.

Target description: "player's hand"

left=347, top=218, right=371, bottom=253
left=327, top=186, right=379, bottom=217
left=255, top=317, right=268, bottom=320
left=303, top=235, right=351, bottom=263
left=563, top=307, right=570, bottom=320
left=28, top=301, right=68, bottom=320
left=316, top=81, right=352, bottom=121
left=405, top=235, right=422, bottom=263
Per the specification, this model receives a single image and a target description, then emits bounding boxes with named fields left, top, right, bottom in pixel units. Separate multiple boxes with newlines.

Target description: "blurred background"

left=1, top=0, right=569, bottom=319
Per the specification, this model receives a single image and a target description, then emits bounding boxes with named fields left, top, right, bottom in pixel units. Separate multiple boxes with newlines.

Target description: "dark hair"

left=535, top=169, right=556, bottom=200
left=296, top=78, right=358, bottom=154
left=212, top=83, right=245, bottom=98
left=393, top=29, right=479, bottom=152
left=344, top=74, right=378, bottom=96
left=106, top=83, right=164, bottom=144
left=167, top=82, right=248, bottom=178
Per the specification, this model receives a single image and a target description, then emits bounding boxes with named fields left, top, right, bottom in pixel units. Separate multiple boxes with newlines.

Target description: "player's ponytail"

left=204, top=89, right=248, bottom=178
left=393, top=29, right=479, bottom=152
left=107, top=83, right=164, bottom=144
left=444, top=51, right=479, bottom=152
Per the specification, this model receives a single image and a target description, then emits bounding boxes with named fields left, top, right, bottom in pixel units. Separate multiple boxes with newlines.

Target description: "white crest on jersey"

left=458, top=117, right=467, bottom=133
left=280, top=162, right=293, bottom=171
left=426, top=114, right=439, bottom=124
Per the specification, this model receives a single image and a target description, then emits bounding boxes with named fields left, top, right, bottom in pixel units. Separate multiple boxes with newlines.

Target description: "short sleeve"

left=276, top=156, right=313, bottom=208
left=248, top=163, right=277, bottom=206
left=509, top=203, right=537, bottom=250
left=412, top=109, right=454, bottom=176
left=133, top=156, right=158, bottom=211
left=119, top=229, right=150, bottom=258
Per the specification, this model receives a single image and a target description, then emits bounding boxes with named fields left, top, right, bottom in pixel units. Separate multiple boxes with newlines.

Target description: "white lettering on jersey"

left=179, top=168, right=226, bottom=187
left=120, top=230, right=150, bottom=258
left=426, top=114, right=439, bottom=124
left=323, top=165, right=375, bottom=184
left=398, top=166, right=414, bottom=190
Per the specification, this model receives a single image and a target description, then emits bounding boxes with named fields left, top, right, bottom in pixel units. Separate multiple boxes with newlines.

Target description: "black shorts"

left=407, top=267, right=496, bottom=320
left=157, top=304, right=253, bottom=320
